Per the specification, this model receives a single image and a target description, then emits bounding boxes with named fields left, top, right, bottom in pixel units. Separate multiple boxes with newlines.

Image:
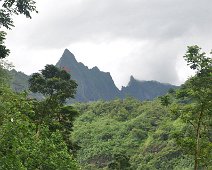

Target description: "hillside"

left=10, top=69, right=29, bottom=92
left=72, top=98, right=193, bottom=169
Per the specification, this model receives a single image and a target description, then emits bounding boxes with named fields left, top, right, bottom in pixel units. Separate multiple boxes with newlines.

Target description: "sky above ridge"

left=5, top=0, right=212, bottom=88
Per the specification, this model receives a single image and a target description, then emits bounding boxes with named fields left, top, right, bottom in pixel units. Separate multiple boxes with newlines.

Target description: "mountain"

left=10, top=49, right=178, bottom=102
left=9, top=69, right=44, bottom=100
left=10, top=69, right=29, bottom=92
left=56, top=49, right=121, bottom=102
left=121, top=76, right=177, bottom=100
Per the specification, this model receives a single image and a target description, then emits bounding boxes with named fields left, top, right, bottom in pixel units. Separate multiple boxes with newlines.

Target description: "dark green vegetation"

left=10, top=49, right=178, bottom=102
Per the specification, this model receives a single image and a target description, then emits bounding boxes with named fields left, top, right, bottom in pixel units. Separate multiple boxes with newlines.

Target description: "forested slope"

left=72, top=97, right=193, bottom=170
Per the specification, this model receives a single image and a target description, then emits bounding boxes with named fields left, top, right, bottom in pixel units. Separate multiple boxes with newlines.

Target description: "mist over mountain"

left=121, top=76, right=177, bottom=100
left=10, top=69, right=29, bottom=92
left=10, top=49, right=178, bottom=102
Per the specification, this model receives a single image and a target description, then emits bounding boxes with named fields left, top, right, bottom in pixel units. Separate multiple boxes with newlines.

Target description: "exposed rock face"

left=11, top=49, right=178, bottom=102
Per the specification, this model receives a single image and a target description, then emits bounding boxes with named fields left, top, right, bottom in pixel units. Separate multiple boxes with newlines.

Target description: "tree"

left=0, top=31, right=10, bottom=59
left=29, top=64, right=77, bottom=104
left=176, top=45, right=212, bottom=170
left=0, top=0, right=37, bottom=58
left=0, top=86, right=79, bottom=169
left=29, top=64, right=78, bottom=153
left=159, top=95, right=171, bottom=107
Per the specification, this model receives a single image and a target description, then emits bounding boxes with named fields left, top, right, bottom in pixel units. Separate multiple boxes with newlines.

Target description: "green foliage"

left=2, top=0, right=37, bottom=21
left=175, top=45, right=212, bottom=169
left=0, top=2, right=80, bottom=169
left=0, top=86, right=79, bottom=169
left=159, top=95, right=171, bottom=107
left=0, top=31, right=10, bottom=59
left=0, top=65, right=79, bottom=168
left=0, top=0, right=37, bottom=59
left=72, top=98, right=189, bottom=169
left=183, top=45, right=212, bottom=74
left=29, top=64, right=77, bottom=104
left=107, top=154, right=131, bottom=170
left=29, top=64, right=79, bottom=154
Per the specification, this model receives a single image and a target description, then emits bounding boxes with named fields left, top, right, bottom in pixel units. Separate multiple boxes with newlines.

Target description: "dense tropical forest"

left=0, top=0, right=211, bottom=170
left=0, top=46, right=211, bottom=169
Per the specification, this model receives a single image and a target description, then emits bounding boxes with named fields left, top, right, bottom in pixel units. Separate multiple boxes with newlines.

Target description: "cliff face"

left=56, top=49, right=121, bottom=102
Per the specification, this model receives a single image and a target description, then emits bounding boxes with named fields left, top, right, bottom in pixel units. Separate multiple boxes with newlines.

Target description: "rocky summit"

left=56, top=49, right=120, bottom=102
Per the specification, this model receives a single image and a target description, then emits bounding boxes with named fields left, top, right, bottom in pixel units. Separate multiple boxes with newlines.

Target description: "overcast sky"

left=5, top=0, right=212, bottom=88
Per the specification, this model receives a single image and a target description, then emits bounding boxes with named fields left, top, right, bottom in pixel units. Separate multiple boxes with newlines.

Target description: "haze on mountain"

left=11, top=49, right=178, bottom=102
left=5, top=0, right=212, bottom=89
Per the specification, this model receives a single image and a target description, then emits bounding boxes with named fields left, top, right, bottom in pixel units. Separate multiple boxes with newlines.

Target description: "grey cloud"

left=6, top=0, right=212, bottom=87
left=24, top=0, right=212, bottom=48
left=113, top=40, right=183, bottom=87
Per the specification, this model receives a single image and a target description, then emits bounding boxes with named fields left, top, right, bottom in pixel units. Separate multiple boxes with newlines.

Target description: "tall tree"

left=176, top=45, right=212, bottom=170
left=29, top=64, right=78, bottom=153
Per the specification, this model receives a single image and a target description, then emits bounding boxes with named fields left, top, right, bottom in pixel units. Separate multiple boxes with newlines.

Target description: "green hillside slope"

left=72, top=97, right=193, bottom=170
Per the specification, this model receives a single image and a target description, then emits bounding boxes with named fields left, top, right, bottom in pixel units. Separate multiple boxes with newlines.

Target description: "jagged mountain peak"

left=58, top=49, right=77, bottom=66
left=128, top=75, right=136, bottom=85
left=92, top=66, right=100, bottom=71
left=122, top=76, right=178, bottom=100
left=64, top=48, right=74, bottom=56
left=56, top=49, right=121, bottom=102
left=130, top=75, right=135, bottom=80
